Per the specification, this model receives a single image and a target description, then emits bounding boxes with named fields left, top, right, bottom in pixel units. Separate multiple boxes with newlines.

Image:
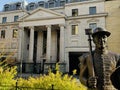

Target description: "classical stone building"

left=0, top=0, right=107, bottom=74
left=105, top=0, right=120, bottom=53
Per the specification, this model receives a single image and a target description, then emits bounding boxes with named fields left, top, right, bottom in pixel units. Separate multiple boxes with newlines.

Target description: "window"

left=13, top=29, right=18, bottom=38
left=49, top=2, right=54, bottom=8
left=89, top=23, right=97, bottom=30
left=89, top=6, right=96, bottom=15
left=4, top=6, right=9, bottom=11
left=60, top=1, right=65, bottom=6
left=72, top=25, right=78, bottom=35
left=2, top=17, right=7, bottom=23
left=30, top=5, right=34, bottom=10
left=16, top=3, right=21, bottom=10
left=14, top=16, right=19, bottom=22
left=38, top=1, right=45, bottom=7
left=1, top=30, right=5, bottom=38
left=72, top=9, right=78, bottom=16
left=39, top=4, right=44, bottom=7
left=4, top=4, right=9, bottom=11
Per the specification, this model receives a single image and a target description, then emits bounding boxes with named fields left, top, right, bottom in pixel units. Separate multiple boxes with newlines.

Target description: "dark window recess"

left=72, top=9, right=78, bottom=16
left=1, top=30, right=5, bottom=38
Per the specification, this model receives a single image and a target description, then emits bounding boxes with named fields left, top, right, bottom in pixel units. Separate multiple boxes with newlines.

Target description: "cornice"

left=0, top=10, right=23, bottom=15
left=19, top=16, right=65, bottom=22
left=0, top=22, right=19, bottom=26
left=66, top=13, right=108, bottom=20
left=65, top=0, right=104, bottom=7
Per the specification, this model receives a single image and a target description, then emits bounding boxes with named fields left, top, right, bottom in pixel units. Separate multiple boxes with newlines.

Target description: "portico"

left=27, top=24, right=65, bottom=62
left=18, top=7, right=66, bottom=73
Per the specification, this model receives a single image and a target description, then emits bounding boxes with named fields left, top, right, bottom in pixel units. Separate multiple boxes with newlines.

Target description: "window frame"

left=4, top=4, right=9, bottom=11
left=49, top=2, right=55, bottom=8
left=71, top=24, right=79, bottom=35
left=89, top=23, right=97, bottom=30
left=14, top=15, right=19, bottom=22
left=60, top=1, right=65, bottom=6
left=72, top=9, right=78, bottom=17
left=89, top=6, right=96, bottom=15
left=1, top=30, right=5, bottom=39
left=16, top=3, right=21, bottom=10
left=2, top=17, right=7, bottom=23
left=13, top=29, right=18, bottom=38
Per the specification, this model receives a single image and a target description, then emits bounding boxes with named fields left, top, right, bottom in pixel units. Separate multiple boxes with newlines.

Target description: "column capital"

left=28, top=26, right=34, bottom=30
left=46, top=25, right=51, bottom=28
left=59, top=24, right=65, bottom=27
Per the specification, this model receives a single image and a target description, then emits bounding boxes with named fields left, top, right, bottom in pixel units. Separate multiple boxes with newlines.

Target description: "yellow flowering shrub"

left=17, top=64, right=87, bottom=90
left=0, top=62, right=87, bottom=90
left=0, top=65, right=17, bottom=89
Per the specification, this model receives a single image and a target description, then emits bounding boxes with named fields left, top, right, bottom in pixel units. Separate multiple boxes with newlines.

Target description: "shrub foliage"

left=0, top=63, right=87, bottom=90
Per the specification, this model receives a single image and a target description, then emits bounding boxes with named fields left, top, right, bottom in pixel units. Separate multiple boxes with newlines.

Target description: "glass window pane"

left=13, top=29, right=18, bottom=38
left=16, top=4, right=21, bottom=10
left=72, top=9, right=78, bottom=16
left=72, top=25, right=78, bottom=35
left=60, top=1, right=65, bottom=6
left=49, top=2, right=54, bottom=8
left=89, top=23, right=97, bottom=30
left=30, top=4, right=35, bottom=10
left=2, top=17, right=7, bottom=23
left=14, top=16, right=19, bottom=22
left=1, top=30, right=5, bottom=38
left=89, top=7, right=96, bottom=15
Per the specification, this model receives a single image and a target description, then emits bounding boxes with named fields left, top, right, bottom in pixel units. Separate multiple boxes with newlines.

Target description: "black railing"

left=0, top=83, right=55, bottom=90
left=16, top=62, right=66, bottom=74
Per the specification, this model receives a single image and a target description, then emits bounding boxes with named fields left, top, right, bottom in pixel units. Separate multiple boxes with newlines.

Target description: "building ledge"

left=66, top=13, right=108, bottom=20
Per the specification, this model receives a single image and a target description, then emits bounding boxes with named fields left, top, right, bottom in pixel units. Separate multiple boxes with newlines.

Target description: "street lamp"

left=20, top=0, right=30, bottom=77
left=85, top=28, right=95, bottom=78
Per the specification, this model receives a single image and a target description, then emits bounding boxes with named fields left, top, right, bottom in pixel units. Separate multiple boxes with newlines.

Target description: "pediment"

left=20, top=7, right=65, bottom=21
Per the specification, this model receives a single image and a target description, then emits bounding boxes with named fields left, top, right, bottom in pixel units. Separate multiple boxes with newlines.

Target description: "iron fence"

left=0, top=83, right=55, bottom=90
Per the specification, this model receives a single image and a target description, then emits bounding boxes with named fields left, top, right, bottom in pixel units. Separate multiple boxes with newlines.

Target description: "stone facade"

left=105, top=0, right=120, bottom=53
left=0, top=0, right=107, bottom=73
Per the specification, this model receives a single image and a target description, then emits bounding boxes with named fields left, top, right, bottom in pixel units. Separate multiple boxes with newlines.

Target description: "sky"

left=0, top=0, right=40, bottom=11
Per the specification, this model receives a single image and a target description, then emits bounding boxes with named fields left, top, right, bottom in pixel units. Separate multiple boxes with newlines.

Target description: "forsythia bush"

left=0, top=65, right=17, bottom=89
left=17, top=64, right=87, bottom=90
left=0, top=63, right=87, bottom=90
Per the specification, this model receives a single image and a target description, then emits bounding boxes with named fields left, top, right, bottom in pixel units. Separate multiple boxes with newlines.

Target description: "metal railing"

left=16, top=62, right=66, bottom=74
left=0, top=83, right=55, bottom=90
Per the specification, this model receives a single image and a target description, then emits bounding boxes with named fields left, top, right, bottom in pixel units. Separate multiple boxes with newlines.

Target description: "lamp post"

left=20, top=0, right=25, bottom=77
left=20, top=0, right=31, bottom=77
left=85, top=28, right=95, bottom=77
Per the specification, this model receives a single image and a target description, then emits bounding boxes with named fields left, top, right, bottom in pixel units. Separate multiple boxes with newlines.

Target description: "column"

left=59, top=24, right=65, bottom=62
left=46, top=25, right=51, bottom=61
left=18, top=27, right=23, bottom=61
left=28, top=26, right=34, bottom=62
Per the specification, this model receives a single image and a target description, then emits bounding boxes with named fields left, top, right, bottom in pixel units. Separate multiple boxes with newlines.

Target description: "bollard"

left=16, top=80, right=18, bottom=90
left=52, top=84, right=54, bottom=90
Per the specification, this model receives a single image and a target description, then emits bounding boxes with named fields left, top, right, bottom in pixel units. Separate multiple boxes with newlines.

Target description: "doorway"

left=69, top=52, right=85, bottom=75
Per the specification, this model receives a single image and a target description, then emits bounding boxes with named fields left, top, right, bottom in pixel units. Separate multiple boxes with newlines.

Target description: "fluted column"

left=28, top=26, right=34, bottom=62
left=59, top=24, right=65, bottom=62
left=46, top=25, right=51, bottom=61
